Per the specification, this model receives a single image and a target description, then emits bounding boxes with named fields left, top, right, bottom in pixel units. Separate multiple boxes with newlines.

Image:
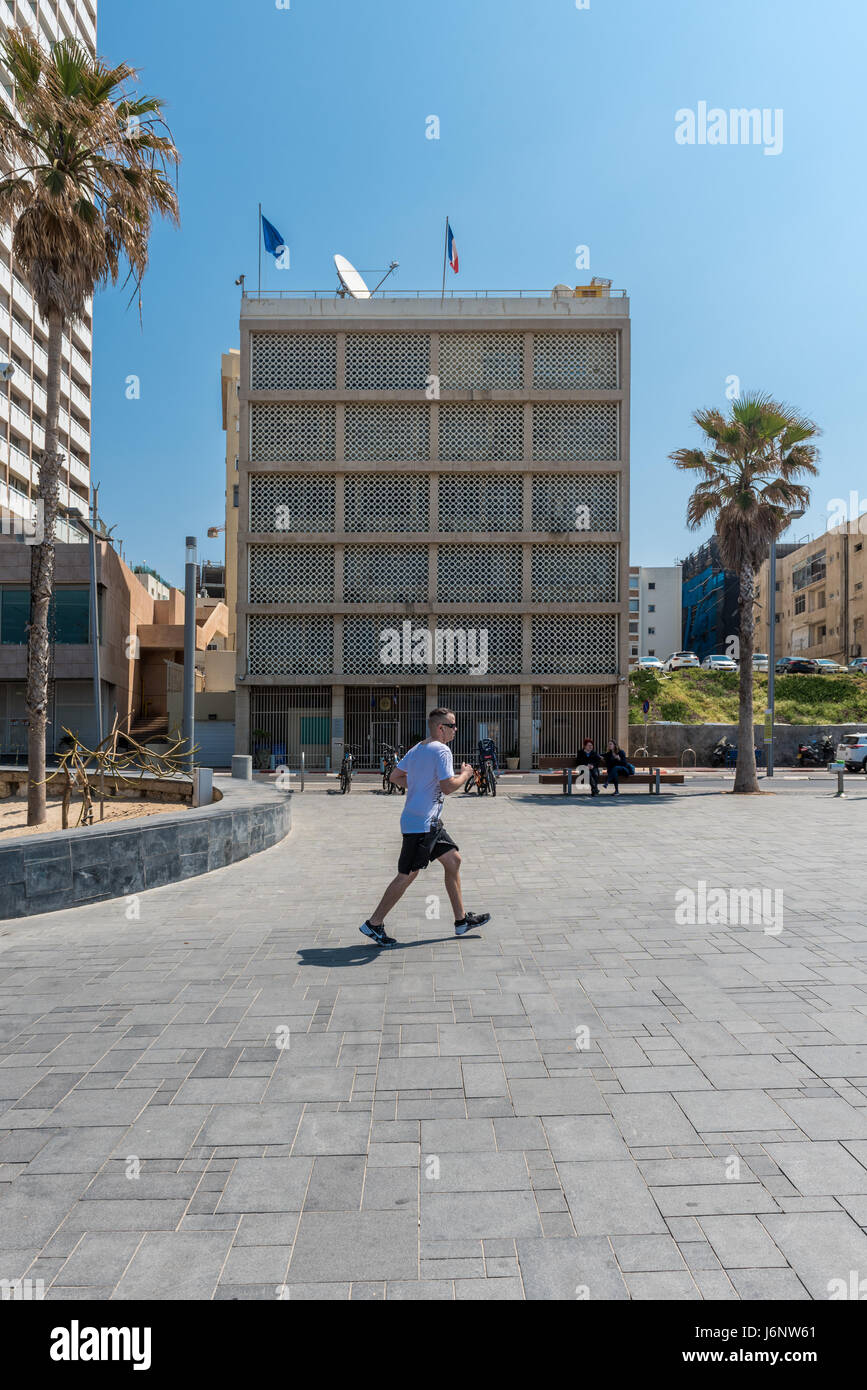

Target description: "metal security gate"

left=437, top=686, right=519, bottom=765
left=249, top=686, right=332, bottom=769
left=345, top=687, right=427, bottom=770
left=532, top=686, right=615, bottom=768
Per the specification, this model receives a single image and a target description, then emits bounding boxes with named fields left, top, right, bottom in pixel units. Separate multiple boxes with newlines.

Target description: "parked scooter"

left=711, top=737, right=734, bottom=767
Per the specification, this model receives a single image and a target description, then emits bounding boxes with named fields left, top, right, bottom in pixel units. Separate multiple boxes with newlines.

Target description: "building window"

left=0, top=588, right=29, bottom=644
left=648, top=582, right=655, bottom=589
left=629, top=599, right=639, bottom=613
left=648, top=648, right=655, bottom=655
left=792, top=551, right=826, bottom=591
left=629, top=574, right=639, bottom=590
left=795, top=594, right=805, bottom=614
left=856, top=543, right=863, bottom=553
left=2, top=587, right=91, bottom=644
left=233, top=485, right=239, bottom=508
left=648, top=604, right=655, bottom=612
left=775, top=580, right=781, bottom=591
left=774, top=613, right=780, bottom=624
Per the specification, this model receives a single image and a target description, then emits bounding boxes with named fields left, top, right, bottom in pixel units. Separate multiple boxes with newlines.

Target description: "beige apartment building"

left=231, top=289, right=630, bottom=770
left=0, top=0, right=97, bottom=542
left=221, top=349, right=240, bottom=651
left=756, top=525, right=867, bottom=664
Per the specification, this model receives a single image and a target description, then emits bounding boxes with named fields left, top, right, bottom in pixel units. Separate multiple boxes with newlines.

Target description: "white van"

left=836, top=733, right=867, bottom=771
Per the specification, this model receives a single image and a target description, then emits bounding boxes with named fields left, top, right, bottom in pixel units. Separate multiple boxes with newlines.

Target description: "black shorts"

left=398, top=823, right=459, bottom=875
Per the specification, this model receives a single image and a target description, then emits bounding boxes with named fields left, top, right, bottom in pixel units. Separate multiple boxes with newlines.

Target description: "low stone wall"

left=0, top=777, right=291, bottom=921
left=628, top=723, right=866, bottom=764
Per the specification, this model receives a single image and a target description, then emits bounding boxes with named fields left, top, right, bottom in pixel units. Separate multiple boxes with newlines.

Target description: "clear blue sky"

left=95, top=0, right=866, bottom=587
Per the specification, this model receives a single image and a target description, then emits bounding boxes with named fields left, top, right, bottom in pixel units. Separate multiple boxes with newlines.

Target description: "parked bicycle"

left=381, top=742, right=406, bottom=795
left=338, top=745, right=356, bottom=794
left=464, top=738, right=499, bottom=797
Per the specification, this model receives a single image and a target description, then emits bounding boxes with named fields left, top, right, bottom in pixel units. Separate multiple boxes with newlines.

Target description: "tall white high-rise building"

left=0, top=0, right=97, bottom=542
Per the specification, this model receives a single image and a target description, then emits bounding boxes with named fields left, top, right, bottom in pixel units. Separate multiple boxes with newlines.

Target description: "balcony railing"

left=242, top=287, right=628, bottom=301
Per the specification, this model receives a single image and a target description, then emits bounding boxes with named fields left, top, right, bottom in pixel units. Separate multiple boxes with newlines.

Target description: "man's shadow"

left=298, top=934, right=480, bottom=968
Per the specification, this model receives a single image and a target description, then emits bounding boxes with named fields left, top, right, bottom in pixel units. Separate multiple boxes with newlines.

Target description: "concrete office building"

left=628, top=564, right=681, bottom=664
left=0, top=0, right=97, bottom=542
left=232, top=286, right=631, bottom=770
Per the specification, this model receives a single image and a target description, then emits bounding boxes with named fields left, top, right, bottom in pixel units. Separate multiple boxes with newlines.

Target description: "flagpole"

left=440, top=214, right=448, bottom=303
left=258, top=203, right=262, bottom=297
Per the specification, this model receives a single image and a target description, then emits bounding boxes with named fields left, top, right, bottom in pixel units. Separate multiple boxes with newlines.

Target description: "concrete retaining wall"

left=628, top=723, right=867, bottom=764
left=0, top=777, right=291, bottom=921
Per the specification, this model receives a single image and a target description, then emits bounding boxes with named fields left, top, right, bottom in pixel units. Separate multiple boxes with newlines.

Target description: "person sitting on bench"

left=603, top=740, right=635, bottom=794
left=575, top=738, right=602, bottom=796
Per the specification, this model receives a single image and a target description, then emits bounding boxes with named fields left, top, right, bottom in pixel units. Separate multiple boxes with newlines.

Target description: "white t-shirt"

left=397, top=739, right=454, bottom=833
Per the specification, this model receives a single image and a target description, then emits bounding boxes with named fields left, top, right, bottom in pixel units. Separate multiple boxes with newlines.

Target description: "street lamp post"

left=183, top=537, right=197, bottom=774
left=766, top=509, right=805, bottom=779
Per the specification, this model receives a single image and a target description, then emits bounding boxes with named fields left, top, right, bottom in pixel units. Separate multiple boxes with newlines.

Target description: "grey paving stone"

left=455, top=1276, right=524, bottom=1299
left=492, top=1118, right=547, bottom=1151
left=508, top=1078, right=607, bottom=1116
left=729, top=1267, right=811, bottom=1300
left=428, top=1153, right=530, bottom=1192
left=542, top=1115, right=630, bottom=1161
left=263, top=1068, right=354, bottom=1103
left=386, top=1279, right=453, bottom=1299
left=362, top=1167, right=417, bottom=1211
left=763, top=1141, right=867, bottom=1196
left=289, top=1212, right=417, bottom=1282
left=216, top=1157, right=312, bottom=1213
left=303, top=1156, right=365, bottom=1212
left=610, top=1235, right=687, bottom=1272
left=517, top=1235, right=628, bottom=1299
left=421, top=1191, right=542, bottom=1241
left=421, top=1119, right=495, bottom=1153
left=624, top=1271, right=701, bottom=1299
left=200, top=1104, right=303, bottom=1147
left=698, top=1215, right=788, bottom=1269
left=674, top=1090, right=792, bottom=1133
left=608, top=1094, right=701, bottom=1147
left=113, top=1231, right=234, bottom=1299
left=221, top=1245, right=292, bottom=1284
left=558, top=1161, right=667, bottom=1235
left=27, top=1128, right=128, bottom=1174
left=376, top=1059, right=462, bottom=1091
left=762, top=1211, right=867, bottom=1298
left=292, top=1113, right=371, bottom=1156
left=55, top=1231, right=143, bottom=1287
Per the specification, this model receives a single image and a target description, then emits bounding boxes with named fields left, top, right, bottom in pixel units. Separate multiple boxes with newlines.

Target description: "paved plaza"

left=1, top=777, right=867, bottom=1300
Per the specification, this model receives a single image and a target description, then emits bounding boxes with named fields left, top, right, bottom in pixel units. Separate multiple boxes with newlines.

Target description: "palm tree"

left=0, top=29, right=179, bottom=824
left=671, top=394, right=820, bottom=793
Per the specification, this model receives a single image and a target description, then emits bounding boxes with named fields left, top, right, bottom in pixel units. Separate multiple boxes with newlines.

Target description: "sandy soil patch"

left=0, top=796, right=189, bottom=839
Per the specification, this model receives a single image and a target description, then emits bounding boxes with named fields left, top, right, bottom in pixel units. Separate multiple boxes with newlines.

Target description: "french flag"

left=447, top=221, right=459, bottom=274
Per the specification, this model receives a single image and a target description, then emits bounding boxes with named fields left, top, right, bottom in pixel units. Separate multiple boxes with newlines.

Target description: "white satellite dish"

left=334, top=254, right=371, bottom=300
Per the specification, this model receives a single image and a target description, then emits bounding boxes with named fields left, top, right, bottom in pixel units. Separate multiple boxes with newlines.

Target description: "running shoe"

left=454, top=911, right=490, bottom=937
left=359, top=921, right=396, bottom=946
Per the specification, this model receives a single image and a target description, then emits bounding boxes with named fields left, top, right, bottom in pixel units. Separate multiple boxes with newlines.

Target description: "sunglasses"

left=440, top=722, right=457, bottom=729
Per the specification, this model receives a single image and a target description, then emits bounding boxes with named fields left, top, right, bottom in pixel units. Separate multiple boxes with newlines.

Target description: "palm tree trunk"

left=26, top=305, right=64, bottom=825
left=733, top=560, right=759, bottom=793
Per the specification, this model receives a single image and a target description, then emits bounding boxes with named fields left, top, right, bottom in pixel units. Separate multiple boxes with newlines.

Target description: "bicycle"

left=464, top=740, right=498, bottom=797
left=338, top=745, right=355, bottom=794
left=381, top=742, right=405, bottom=795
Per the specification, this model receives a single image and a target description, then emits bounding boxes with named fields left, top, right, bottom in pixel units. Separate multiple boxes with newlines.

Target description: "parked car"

left=836, top=732, right=867, bottom=771
left=663, top=651, right=700, bottom=671
left=752, top=653, right=769, bottom=672
left=848, top=657, right=867, bottom=674
left=778, top=657, right=818, bottom=674
left=814, top=659, right=848, bottom=674
left=701, top=654, right=738, bottom=672
left=637, top=656, right=664, bottom=671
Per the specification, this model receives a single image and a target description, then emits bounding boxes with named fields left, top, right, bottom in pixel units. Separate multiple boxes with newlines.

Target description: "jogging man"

left=360, top=707, right=491, bottom=945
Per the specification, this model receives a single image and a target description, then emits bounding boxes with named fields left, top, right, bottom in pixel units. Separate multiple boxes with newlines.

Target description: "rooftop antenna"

left=334, top=254, right=399, bottom=299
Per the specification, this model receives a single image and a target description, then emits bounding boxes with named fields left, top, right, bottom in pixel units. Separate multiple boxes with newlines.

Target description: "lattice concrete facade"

left=234, top=294, right=630, bottom=767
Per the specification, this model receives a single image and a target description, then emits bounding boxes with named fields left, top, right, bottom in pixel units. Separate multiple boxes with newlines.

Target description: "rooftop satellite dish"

left=334, top=254, right=371, bottom=300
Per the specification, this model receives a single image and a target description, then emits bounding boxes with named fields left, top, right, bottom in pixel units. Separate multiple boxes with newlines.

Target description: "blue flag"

left=261, top=213, right=286, bottom=258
